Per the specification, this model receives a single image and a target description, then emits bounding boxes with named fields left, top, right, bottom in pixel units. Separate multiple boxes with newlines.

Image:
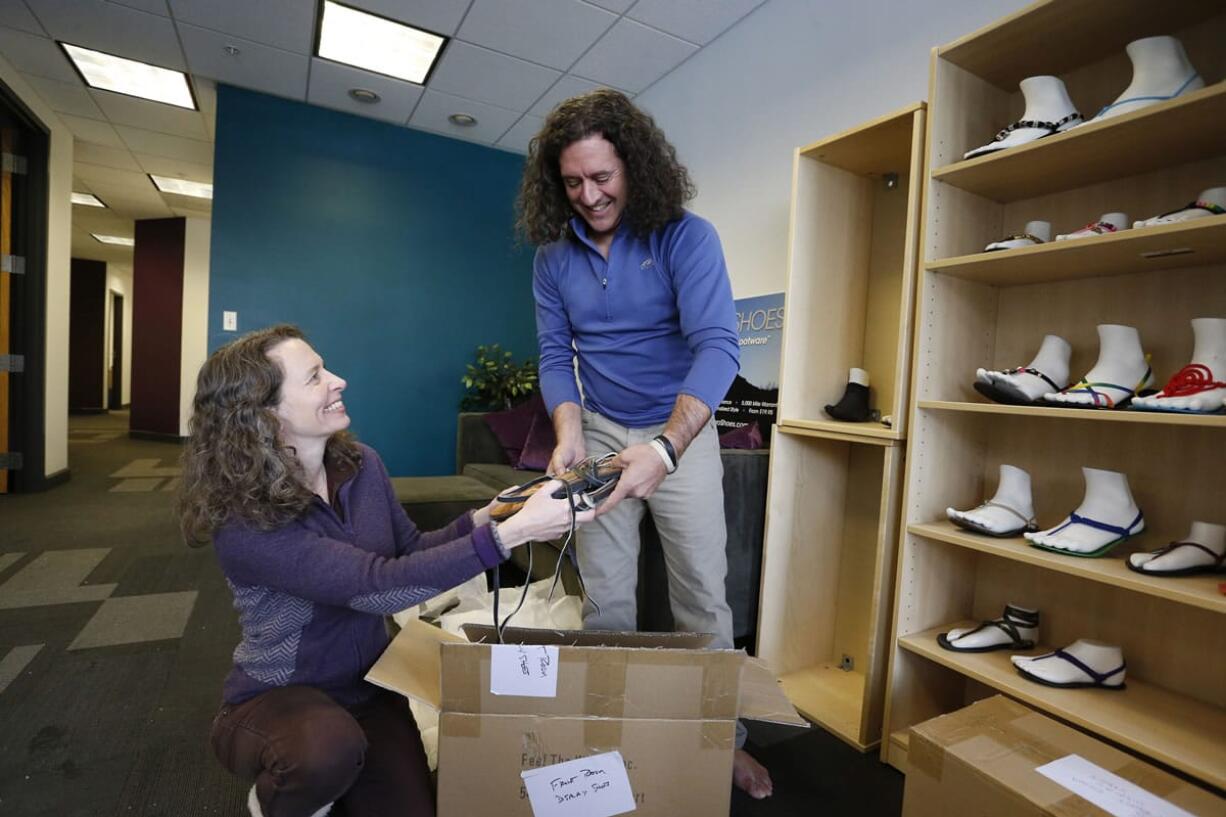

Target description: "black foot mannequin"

left=825, top=368, right=872, bottom=422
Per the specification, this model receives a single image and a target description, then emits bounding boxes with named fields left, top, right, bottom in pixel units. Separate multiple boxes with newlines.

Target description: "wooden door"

left=1, top=126, right=13, bottom=493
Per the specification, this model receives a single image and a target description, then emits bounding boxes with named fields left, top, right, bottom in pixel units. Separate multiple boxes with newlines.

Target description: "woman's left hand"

left=472, top=485, right=518, bottom=527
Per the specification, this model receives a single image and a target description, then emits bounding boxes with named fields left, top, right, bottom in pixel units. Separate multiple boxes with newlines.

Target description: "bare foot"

left=733, top=748, right=772, bottom=800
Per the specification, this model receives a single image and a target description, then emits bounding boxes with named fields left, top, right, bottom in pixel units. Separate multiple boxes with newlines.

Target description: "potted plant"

left=460, top=344, right=539, bottom=411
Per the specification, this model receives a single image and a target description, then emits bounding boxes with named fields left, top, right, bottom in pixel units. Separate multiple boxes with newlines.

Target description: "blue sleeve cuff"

left=472, top=524, right=507, bottom=569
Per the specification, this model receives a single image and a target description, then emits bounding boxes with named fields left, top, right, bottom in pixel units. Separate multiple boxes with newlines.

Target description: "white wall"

left=105, top=264, right=134, bottom=406
left=636, top=0, right=1032, bottom=298
left=179, top=218, right=210, bottom=436
left=0, top=52, right=73, bottom=478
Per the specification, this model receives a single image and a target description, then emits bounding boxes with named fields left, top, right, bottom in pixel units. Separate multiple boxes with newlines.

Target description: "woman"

left=179, top=324, right=589, bottom=817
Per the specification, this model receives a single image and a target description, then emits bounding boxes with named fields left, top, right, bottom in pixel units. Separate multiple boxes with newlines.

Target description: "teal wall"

left=208, top=85, right=537, bottom=476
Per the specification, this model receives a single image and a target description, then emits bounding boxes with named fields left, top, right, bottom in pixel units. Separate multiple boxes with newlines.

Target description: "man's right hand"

left=548, top=439, right=585, bottom=477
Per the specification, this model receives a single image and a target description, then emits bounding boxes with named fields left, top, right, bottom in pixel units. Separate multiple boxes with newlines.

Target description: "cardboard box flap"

left=462, top=623, right=715, bottom=649
left=364, top=618, right=464, bottom=710
left=738, top=657, right=809, bottom=727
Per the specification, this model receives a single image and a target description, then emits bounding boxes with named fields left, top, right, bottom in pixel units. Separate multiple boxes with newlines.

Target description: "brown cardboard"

left=367, top=619, right=806, bottom=817
left=902, top=696, right=1225, bottom=817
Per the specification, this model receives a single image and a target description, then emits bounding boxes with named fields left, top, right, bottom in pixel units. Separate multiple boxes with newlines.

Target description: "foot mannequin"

left=975, top=334, right=1071, bottom=405
left=965, top=76, right=1081, bottom=159
left=1024, top=467, right=1143, bottom=555
left=825, top=367, right=872, bottom=422
left=985, top=220, right=1052, bottom=252
left=947, top=464, right=1037, bottom=536
left=1133, top=318, right=1226, bottom=413
left=1135, top=187, right=1226, bottom=228
left=1011, top=639, right=1126, bottom=689
left=1054, top=212, right=1129, bottom=241
left=733, top=749, right=772, bottom=800
left=938, top=603, right=1039, bottom=652
left=1090, top=36, right=1204, bottom=123
left=1128, top=521, right=1226, bottom=575
left=1045, top=324, right=1152, bottom=408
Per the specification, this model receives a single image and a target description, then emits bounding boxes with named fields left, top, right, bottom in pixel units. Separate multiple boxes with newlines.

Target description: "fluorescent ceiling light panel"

left=93, top=234, right=135, bottom=246
left=317, top=0, right=446, bottom=84
left=61, top=43, right=196, bottom=109
left=72, top=192, right=107, bottom=207
left=149, top=174, right=213, bottom=199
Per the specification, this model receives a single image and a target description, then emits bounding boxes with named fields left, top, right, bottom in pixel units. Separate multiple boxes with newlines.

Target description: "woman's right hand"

left=494, top=479, right=595, bottom=549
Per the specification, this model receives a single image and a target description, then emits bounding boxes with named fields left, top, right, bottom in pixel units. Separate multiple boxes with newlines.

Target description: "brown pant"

left=210, top=686, right=434, bottom=817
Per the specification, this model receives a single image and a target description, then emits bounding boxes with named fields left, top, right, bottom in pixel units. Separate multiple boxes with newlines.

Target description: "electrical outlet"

left=223, top=311, right=237, bottom=331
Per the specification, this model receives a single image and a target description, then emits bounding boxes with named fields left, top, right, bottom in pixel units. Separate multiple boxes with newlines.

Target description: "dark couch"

left=391, top=413, right=768, bottom=645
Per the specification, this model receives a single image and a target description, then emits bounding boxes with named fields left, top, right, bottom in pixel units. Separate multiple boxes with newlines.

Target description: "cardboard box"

left=902, top=696, right=1225, bottom=817
left=367, top=619, right=806, bottom=816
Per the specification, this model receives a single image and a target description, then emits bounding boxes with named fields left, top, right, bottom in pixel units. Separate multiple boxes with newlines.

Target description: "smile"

left=323, top=400, right=345, bottom=414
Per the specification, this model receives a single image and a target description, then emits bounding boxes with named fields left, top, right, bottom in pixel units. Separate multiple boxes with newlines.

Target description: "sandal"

left=964, top=111, right=1083, bottom=159
left=937, top=604, right=1038, bottom=653
left=1128, top=540, right=1226, bottom=577
left=1091, top=72, right=1202, bottom=120
left=1013, top=648, right=1126, bottom=690
left=949, top=500, right=1038, bottom=537
left=1055, top=220, right=1121, bottom=241
left=1130, top=363, right=1226, bottom=414
left=1043, top=363, right=1154, bottom=409
left=985, top=232, right=1045, bottom=252
left=1028, top=509, right=1144, bottom=558
left=491, top=454, right=621, bottom=521
left=974, top=366, right=1063, bottom=406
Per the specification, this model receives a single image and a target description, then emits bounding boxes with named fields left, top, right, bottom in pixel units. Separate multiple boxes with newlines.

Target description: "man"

left=516, top=89, right=772, bottom=800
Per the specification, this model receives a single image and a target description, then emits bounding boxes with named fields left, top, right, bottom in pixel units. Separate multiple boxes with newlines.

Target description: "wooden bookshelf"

left=779, top=664, right=868, bottom=751
left=917, top=400, right=1226, bottom=430
left=777, top=419, right=902, bottom=446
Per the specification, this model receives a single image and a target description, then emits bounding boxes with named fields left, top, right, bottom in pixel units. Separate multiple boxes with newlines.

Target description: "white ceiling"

left=0, top=0, right=766, bottom=267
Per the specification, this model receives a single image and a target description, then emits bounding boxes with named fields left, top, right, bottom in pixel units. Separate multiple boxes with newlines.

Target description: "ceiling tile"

left=570, top=17, right=695, bottom=93
left=456, top=0, right=615, bottom=71
left=110, top=0, right=170, bottom=15
left=344, top=0, right=472, bottom=37
left=168, top=0, right=317, bottom=55
left=73, top=208, right=134, bottom=233
left=177, top=23, right=310, bottom=101
left=73, top=163, right=154, bottom=191
left=496, top=114, right=543, bottom=154
left=307, top=58, right=423, bottom=125
left=59, top=113, right=126, bottom=148
left=114, top=125, right=213, bottom=164
left=428, top=40, right=559, bottom=112
left=26, top=0, right=187, bottom=70
left=586, top=0, right=634, bottom=12
left=529, top=74, right=614, bottom=117
left=193, top=77, right=217, bottom=138
left=103, top=186, right=174, bottom=216
left=0, top=0, right=47, bottom=35
left=159, top=190, right=212, bottom=210
left=19, top=73, right=105, bottom=118
left=134, top=153, right=212, bottom=181
left=75, top=140, right=144, bottom=171
left=172, top=205, right=212, bottom=218
left=408, top=89, right=519, bottom=144
left=92, top=90, right=209, bottom=137
left=627, top=0, right=763, bottom=46
left=0, top=25, right=78, bottom=81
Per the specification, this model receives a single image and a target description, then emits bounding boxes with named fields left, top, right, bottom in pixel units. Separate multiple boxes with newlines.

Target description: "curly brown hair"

left=516, top=89, right=696, bottom=245
left=177, top=324, right=361, bottom=546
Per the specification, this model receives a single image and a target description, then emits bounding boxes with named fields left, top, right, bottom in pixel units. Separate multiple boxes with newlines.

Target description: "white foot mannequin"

left=1012, top=639, right=1126, bottom=689
left=947, top=464, right=1037, bottom=536
left=976, top=334, right=1071, bottom=405
left=1090, top=36, right=1204, bottom=123
left=1135, top=187, right=1226, bottom=228
left=1045, top=324, right=1152, bottom=408
left=1054, top=212, right=1129, bottom=241
left=985, top=220, right=1051, bottom=251
left=1133, top=318, right=1226, bottom=413
left=1024, top=467, right=1143, bottom=556
left=964, top=76, right=1081, bottom=159
left=1129, top=521, right=1226, bottom=575
left=938, top=603, right=1039, bottom=652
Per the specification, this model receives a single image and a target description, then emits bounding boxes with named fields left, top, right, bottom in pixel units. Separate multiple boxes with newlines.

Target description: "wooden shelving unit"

left=757, top=104, right=925, bottom=751
left=880, top=0, right=1226, bottom=794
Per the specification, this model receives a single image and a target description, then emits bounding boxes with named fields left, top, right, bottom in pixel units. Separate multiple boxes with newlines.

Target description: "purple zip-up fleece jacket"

left=212, top=443, right=505, bottom=707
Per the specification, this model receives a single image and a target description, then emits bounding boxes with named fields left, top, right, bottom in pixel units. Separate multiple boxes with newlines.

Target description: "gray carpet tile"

left=0, top=644, right=43, bottom=695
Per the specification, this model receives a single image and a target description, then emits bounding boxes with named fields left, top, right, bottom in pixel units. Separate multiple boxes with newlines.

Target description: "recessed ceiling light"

left=60, top=42, right=196, bottom=109
left=149, top=174, right=213, bottom=200
left=92, top=234, right=135, bottom=246
left=448, top=113, right=477, bottom=127
left=317, top=0, right=446, bottom=85
left=348, top=88, right=380, bottom=103
left=72, top=192, right=106, bottom=208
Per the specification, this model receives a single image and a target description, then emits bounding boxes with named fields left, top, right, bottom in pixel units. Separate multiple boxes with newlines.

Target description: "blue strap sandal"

left=1091, top=72, right=1201, bottom=120
left=1029, top=509, right=1144, bottom=558
left=1015, top=648, right=1126, bottom=690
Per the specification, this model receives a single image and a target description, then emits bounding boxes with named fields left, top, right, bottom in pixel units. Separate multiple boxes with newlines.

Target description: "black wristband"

left=653, top=434, right=678, bottom=469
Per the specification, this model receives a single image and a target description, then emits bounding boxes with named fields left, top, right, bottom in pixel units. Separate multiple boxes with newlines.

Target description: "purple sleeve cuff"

left=471, top=524, right=507, bottom=569
left=455, top=509, right=476, bottom=538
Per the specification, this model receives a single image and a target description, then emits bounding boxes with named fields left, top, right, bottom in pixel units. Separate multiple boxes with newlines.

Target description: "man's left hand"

left=596, top=443, right=668, bottom=516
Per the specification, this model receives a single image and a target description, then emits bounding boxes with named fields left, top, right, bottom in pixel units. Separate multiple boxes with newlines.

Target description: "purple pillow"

left=483, top=395, right=540, bottom=465
left=517, top=403, right=557, bottom=471
left=719, top=422, right=763, bottom=450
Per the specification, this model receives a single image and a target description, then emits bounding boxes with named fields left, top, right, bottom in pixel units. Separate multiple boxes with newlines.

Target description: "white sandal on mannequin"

left=1088, top=36, right=1204, bottom=124
left=946, top=464, right=1038, bottom=537
left=938, top=603, right=1039, bottom=652
left=1128, top=521, right=1226, bottom=576
left=1054, top=212, right=1129, bottom=241
left=1012, top=639, right=1126, bottom=689
left=985, top=220, right=1051, bottom=252
left=1043, top=325, right=1153, bottom=409
left=964, top=76, right=1082, bottom=159
left=1134, top=187, right=1226, bottom=228
left=975, top=335, right=1071, bottom=406
left=1024, top=467, right=1143, bottom=557
left=1132, top=318, right=1226, bottom=414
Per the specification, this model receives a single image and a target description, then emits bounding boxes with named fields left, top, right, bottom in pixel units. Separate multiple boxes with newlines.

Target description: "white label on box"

left=1036, top=755, right=1196, bottom=817
left=521, top=750, right=636, bottom=817
left=490, top=644, right=559, bottom=697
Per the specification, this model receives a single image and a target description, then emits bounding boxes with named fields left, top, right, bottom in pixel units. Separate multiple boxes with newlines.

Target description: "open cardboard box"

left=367, top=619, right=807, bottom=816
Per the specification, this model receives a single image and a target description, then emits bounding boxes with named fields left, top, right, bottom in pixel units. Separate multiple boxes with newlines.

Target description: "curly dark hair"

left=177, top=324, right=361, bottom=546
left=516, top=89, right=696, bottom=245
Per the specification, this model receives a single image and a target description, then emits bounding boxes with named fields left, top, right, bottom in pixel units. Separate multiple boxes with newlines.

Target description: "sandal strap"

left=1002, top=603, right=1039, bottom=626
left=1062, top=363, right=1152, bottom=408
left=1004, top=366, right=1060, bottom=392
left=1093, top=72, right=1200, bottom=118
left=1156, top=199, right=1226, bottom=219
left=981, top=500, right=1037, bottom=528
left=949, top=611, right=1032, bottom=647
left=1074, top=220, right=1119, bottom=235
left=998, top=232, right=1045, bottom=245
left=1052, top=510, right=1143, bottom=539
left=991, top=111, right=1082, bottom=143
left=1149, top=540, right=1226, bottom=565
left=1160, top=363, right=1226, bottom=397
left=1050, top=648, right=1126, bottom=684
